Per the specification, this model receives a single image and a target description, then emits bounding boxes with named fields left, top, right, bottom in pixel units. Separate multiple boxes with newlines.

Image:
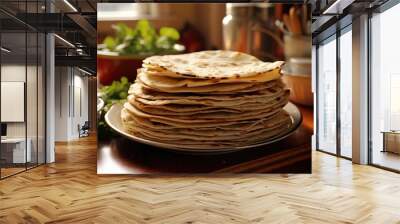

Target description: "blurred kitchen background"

left=97, top=3, right=312, bottom=107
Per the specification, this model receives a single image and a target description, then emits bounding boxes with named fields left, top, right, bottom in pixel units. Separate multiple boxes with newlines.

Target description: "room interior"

left=0, top=0, right=97, bottom=179
left=312, top=0, right=400, bottom=172
left=0, top=0, right=400, bottom=223
left=0, top=14, right=46, bottom=177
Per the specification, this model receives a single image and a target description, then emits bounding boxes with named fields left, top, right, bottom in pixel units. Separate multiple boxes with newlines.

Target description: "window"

left=339, top=27, right=352, bottom=158
left=317, top=36, right=337, bottom=154
left=370, top=2, right=400, bottom=171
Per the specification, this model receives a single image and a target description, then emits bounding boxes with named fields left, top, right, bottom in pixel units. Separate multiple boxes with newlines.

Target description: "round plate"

left=105, top=102, right=302, bottom=154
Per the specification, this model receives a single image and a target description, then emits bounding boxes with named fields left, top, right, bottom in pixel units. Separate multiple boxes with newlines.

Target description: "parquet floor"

left=1, top=135, right=400, bottom=223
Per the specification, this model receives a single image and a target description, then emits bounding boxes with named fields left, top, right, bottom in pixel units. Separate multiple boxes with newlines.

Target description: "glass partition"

left=27, top=31, right=38, bottom=169
left=0, top=1, right=46, bottom=179
left=0, top=31, right=28, bottom=177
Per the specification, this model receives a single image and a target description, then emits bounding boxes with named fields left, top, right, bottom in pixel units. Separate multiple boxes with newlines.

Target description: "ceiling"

left=0, top=0, right=98, bottom=74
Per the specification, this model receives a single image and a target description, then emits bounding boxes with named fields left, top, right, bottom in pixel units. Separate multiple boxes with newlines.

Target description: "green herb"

left=100, top=20, right=181, bottom=55
left=98, top=76, right=131, bottom=140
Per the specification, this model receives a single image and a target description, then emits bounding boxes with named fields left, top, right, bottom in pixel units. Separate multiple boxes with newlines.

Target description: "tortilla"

left=138, top=68, right=281, bottom=88
left=122, top=109, right=289, bottom=132
left=128, top=82, right=284, bottom=101
left=130, top=89, right=289, bottom=107
left=119, top=50, right=292, bottom=149
left=137, top=74, right=259, bottom=93
left=143, top=50, right=284, bottom=79
left=123, top=123, right=291, bottom=149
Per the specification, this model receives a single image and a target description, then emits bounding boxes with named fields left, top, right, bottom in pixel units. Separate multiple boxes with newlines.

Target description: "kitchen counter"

left=97, top=105, right=313, bottom=174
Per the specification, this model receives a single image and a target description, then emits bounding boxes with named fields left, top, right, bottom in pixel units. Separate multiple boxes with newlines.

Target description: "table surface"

left=381, top=131, right=400, bottom=134
left=1, top=138, right=28, bottom=143
left=97, top=105, right=313, bottom=174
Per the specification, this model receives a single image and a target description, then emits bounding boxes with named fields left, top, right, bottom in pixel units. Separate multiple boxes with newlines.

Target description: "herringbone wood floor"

left=1, top=135, right=400, bottom=224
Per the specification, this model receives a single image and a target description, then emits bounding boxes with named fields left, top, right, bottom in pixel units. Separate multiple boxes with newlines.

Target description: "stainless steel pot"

left=222, top=3, right=284, bottom=61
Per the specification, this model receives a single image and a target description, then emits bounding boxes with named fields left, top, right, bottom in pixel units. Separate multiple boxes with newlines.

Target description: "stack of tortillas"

left=121, top=50, right=292, bottom=150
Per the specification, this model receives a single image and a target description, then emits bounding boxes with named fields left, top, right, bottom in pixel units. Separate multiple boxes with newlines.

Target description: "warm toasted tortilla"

left=122, top=100, right=288, bottom=125
left=123, top=116, right=290, bottom=141
left=138, top=68, right=281, bottom=88
left=142, top=50, right=284, bottom=79
left=122, top=120, right=291, bottom=149
left=137, top=74, right=257, bottom=93
left=128, top=97, right=288, bottom=116
left=130, top=89, right=289, bottom=107
left=128, top=81, right=284, bottom=101
left=122, top=109, right=288, bottom=132
left=136, top=77, right=283, bottom=94
left=119, top=50, right=292, bottom=148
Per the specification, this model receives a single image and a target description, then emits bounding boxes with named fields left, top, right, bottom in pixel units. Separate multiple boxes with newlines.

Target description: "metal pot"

left=222, top=3, right=283, bottom=61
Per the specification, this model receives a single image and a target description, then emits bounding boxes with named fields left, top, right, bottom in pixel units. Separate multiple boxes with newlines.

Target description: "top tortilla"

left=143, top=50, right=284, bottom=79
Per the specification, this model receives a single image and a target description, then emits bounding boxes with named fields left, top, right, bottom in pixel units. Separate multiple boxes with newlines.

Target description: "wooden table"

left=381, top=131, right=400, bottom=154
left=98, top=106, right=313, bottom=174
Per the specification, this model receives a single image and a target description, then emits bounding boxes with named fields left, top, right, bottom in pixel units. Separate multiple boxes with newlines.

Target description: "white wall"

left=54, top=67, right=89, bottom=141
left=73, top=73, right=89, bottom=138
left=1, top=65, right=31, bottom=138
left=1, top=63, right=46, bottom=164
left=1, top=65, right=26, bottom=145
left=54, top=66, right=69, bottom=141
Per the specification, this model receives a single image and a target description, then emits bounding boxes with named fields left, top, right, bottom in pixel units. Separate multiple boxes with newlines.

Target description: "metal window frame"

left=337, top=23, right=352, bottom=160
left=314, top=17, right=353, bottom=161
left=314, top=0, right=400, bottom=173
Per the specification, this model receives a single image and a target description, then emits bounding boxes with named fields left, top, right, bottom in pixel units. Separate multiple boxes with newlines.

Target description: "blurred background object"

left=279, top=5, right=312, bottom=106
left=97, top=3, right=312, bottom=105
left=222, top=3, right=284, bottom=61
left=97, top=3, right=220, bottom=86
left=179, top=23, right=205, bottom=53
left=223, top=3, right=312, bottom=106
left=97, top=20, right=185, bottom=85
left=282, top=58, right=313, bottom=106
left=97, top=3, right=223, bottom=50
